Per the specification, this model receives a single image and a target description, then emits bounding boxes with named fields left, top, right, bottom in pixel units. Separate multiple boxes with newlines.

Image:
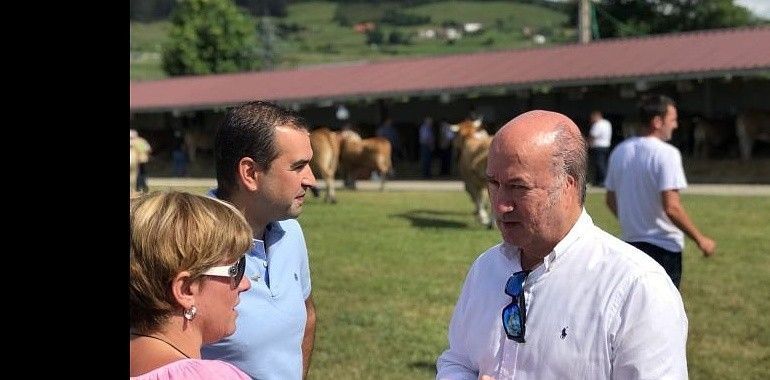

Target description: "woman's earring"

left=183, top=305, right=197, bottom=321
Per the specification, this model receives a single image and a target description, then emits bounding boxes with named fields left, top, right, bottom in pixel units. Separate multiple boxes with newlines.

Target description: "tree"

left=162, top=0, right=259, bottom=76
left=568, top=0, right=760, bottom=39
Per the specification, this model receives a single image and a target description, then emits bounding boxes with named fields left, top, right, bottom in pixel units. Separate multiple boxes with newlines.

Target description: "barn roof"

left=130, top=26, right=770, bottom=112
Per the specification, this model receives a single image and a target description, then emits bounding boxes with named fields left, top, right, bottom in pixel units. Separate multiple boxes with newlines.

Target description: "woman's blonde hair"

left=130, top=191, right=252, bottom=333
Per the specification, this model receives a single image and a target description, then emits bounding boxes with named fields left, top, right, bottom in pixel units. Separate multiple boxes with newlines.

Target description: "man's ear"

left=238, top=157, right=260, bottom=192
left=566, top=173, right=577, bottom=190
left=651, top=115, right=664, bottom=131
left=172, top=271, right=197, bottom=310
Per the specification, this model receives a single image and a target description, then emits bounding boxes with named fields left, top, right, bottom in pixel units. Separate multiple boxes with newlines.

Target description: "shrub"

left=381, top=9, right=431, bottom=26
left=366, top=29, right=384, bottom=45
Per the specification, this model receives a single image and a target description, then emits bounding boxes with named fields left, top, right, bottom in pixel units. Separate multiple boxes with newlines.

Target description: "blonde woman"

left=130, top=191, right=252, bottom=379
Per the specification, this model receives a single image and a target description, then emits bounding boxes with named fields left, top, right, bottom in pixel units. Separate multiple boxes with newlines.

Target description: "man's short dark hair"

left=639, top=94, right=676, bottom=125
left=215, top=101, right=309, bottom=200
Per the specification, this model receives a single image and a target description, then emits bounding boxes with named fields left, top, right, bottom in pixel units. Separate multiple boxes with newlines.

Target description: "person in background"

left=376, top=117, right=402, bottom=173
left=588, top=110, right=612, bottom=187
left=437, top=110, right=688, bottom=379
left=130, top=136, right=140, bottom=197
left=202, top=101, right=317, bottom=380
left=131, top=129, right=153, bottom=193
left=605, top=94, right=716, bottom=289
left=419, top=116, right=435, bottom=178
left=437, top=118, right=455, bottom=176
left=130, top=191, right=252, bottom=379
left=335, top=104, right=350, bottom=130
left=171, top=130, right=189, bottom=177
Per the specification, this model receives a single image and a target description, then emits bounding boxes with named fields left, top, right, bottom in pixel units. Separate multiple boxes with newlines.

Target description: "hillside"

left=130, top=0, right=573, bottom=81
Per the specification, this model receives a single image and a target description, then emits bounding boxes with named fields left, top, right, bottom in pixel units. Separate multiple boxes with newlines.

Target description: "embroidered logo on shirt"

left=561, top=327, right=568, bottom=339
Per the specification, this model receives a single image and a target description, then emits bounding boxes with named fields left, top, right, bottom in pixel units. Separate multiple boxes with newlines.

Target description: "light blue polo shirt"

left=202, top=196, right=312, bottom=379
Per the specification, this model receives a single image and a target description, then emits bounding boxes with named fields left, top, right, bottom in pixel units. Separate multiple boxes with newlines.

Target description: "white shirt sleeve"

left=657, top=147, right=688, bottom=191
left=609, top=272, right=688, bottom=380
left=436, top=268, right=480, bottom=380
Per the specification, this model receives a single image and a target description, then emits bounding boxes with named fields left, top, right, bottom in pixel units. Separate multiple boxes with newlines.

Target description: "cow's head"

left=450, top=117, right=488, bottom=152
left=451, top=118, right=485, bottom=139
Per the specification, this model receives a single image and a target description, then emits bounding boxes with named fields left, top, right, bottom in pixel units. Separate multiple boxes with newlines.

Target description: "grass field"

left=130, top=1, right=571, bottom=81
left=147, top=186, right=770, bottom=379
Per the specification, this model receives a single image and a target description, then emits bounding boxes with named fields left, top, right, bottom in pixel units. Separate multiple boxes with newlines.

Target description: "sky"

left=735, top=0, right=770, bottom=18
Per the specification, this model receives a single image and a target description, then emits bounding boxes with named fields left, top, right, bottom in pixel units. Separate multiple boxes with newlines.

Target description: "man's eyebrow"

left=289, top=158, right=311, bottom=169
left=487, top=175, right=528, bottom=185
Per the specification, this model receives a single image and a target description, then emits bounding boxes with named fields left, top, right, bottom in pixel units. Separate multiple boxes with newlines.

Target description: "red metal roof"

left=130, top=27, right=770, bottom=112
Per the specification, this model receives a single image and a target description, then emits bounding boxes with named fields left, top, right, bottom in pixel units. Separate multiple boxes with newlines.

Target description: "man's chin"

left=287, top=206, right=303, bottom=218
left=275, top=209, right=302, bottom=221
left=500, top=230, right=524, bottom=247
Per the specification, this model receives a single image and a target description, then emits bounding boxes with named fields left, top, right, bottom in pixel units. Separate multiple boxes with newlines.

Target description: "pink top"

left=131, top=358, right=251, bottom=380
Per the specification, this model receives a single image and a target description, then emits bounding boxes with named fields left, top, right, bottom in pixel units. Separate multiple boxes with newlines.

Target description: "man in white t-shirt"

left=588, top=110, right=612, bottom=186
left=605, top=95, right=716, bottom=288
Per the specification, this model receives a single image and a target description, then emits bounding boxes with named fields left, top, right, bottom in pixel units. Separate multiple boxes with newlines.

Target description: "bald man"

left=436, top=110, right=688, bottom=379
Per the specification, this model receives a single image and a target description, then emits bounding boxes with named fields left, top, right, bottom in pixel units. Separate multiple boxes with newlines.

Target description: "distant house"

left=463, top=22, right=483, bottom=34
left=444, top=27, right=461, bottom=41
left=354, top=22, right=376, bottom=34
left=417, top=29, right=436, bottom=39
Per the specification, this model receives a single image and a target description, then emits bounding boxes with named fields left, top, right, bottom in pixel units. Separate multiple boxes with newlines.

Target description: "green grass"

left=130, top=21, right=171, bottom=80
left=130, top=21, right=171, bottom=52
left=129, top=59, right=167, bottom=81
left=145, top=187, right=770, bottom=379
left=130, top=1, right=572, bottom=81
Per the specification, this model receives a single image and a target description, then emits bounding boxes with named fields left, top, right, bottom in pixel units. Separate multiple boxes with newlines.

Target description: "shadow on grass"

left=405, top=209, right=469, bottom=216
left=390, top=210, right=469, bottom=229
left=408, top=361, right=437, bottom=374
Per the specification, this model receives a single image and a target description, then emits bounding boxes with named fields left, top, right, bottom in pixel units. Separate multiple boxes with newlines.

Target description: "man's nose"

left=302, top=166, right=317, bottom=187
left=492, top=192, right=514, bottom=214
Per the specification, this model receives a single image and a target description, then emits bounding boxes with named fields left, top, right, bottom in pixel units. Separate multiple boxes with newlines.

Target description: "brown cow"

left=309, top=127, right=341, bottom=203
left=451, top=118, right=493, bottom=228
left=338, top=130, right=392, bottom=192
left=736, top=110, right=770, bottom=161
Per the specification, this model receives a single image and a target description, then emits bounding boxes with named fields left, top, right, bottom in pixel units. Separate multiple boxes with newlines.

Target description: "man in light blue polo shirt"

left=202, top=101, right=318, bottom=379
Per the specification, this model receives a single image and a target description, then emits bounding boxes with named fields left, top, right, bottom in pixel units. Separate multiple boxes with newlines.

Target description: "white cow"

left=736, top=110, right=770, bottom=161
left=692, top=117, right=734, bottom=159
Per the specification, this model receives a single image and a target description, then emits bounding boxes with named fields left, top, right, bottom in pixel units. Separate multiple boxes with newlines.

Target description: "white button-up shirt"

left=436, top=210, right=688, bottom=380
